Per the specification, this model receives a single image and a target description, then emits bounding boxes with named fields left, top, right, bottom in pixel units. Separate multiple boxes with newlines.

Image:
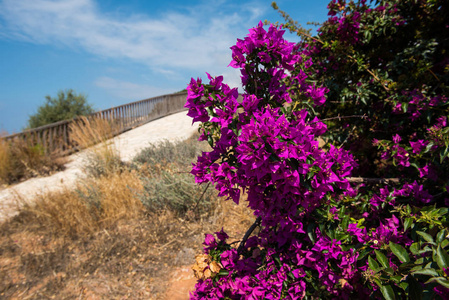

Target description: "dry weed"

left=0, top=134, right=65, bottom=185
left=0, top=136, right=13, bottom=184
left=0, top=130, right=257, bottom=299
left=0, top=192, right=255, bottom=299
left=19, top=170, right=144, bottom=238
left=70, top=116, right=123, bottom=177
left=70, top=116, right=117, bottom=148
left=85, top=170, right=144, bottom=227
left=208, top=193, right=256, bottom=243
left=23, top=187, right=100, bottom=237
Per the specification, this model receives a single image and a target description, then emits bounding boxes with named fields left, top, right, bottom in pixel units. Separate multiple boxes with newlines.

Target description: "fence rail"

left=3, top=92, right=189, bottom=155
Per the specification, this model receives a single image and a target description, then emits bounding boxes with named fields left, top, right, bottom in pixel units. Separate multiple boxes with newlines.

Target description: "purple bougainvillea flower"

left=410, top=140, right=429, bottom=154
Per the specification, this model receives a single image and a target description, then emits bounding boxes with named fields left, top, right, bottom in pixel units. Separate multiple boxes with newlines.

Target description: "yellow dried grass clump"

left=24, top=170, right=144, bottom=237
left=0, top=133, right=65, bottom=185
left=70, top=116, right=122, bottom=177
left=70, top=116, right=118, bottom=148
left=70, top=116, right=118, bottom=154
left=0, top=136, right=12, bottom=184
left=91, top=170, right=144, bottom=226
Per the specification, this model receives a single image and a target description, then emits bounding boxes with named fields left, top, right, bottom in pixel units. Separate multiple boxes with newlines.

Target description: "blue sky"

left=0, top=0, right=331, bottom=133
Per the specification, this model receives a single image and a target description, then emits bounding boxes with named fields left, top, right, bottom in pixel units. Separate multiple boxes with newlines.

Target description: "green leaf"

left=375, top=250, right=390, bottom=268
left=218, top=269, right=229, bottom=276
left=426, top=111, right=432, bottom=124
left=237, top=128, right=242, bottom=137
left=380, top=285, right=396, bottom=300
left=404, top=218, right=413, bottom=231
left=357, top=247, right=371, bottom=261
left=415, top=257, right=424, bottom=265
left=410, top=162, right=420, bottom=171
left=327, top=226, right=336, bottom=240
left=398, top=281, right=408, bottom=291
left=416, top=231, right=434, bottom=244
left=374, top=278, right=382, bottom=288
left=207, top=134, right=214, bottom=147
left=436, top=229, right=446, bottom=243
left=401, top=102, right=409, bottom=113
left=435, top=278, right=449, bottom=289
left=384, top=267, right=395, bottom=275
left=307, top=223, right=316, bottom=244
left=406, top=205, right=412, bottom=214
left=390, top=275, right=403, bottom=283
left=425, top=277, right=449, bottom=289
left=412, top=268, right=439, bottom=277
left=440, top=147, right=449, bottom=164
left=389, top=241, right=410, bottom=263
left=410, top=242, right=420, bottom=255
left=274, top=256, right=281, bottom=266
left=442, top=239, right=449, bottom=248
left=418, top=245, right=433, bottom=254
left=368, top=255, right=380, bottom=272
left=410, top=265, right=424, bottom=272
left=424, top=142, right=434, bottom=153
left=436, top=245, right=449, bottom=269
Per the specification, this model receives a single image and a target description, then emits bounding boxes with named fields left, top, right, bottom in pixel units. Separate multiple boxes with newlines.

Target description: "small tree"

left=27, top=89, right=94, bottom=129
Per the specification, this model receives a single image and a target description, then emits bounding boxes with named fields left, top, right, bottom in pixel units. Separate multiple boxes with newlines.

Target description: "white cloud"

left=94, top=77, right=176, bottom=100
left=0, top=0, right=265, bottom=75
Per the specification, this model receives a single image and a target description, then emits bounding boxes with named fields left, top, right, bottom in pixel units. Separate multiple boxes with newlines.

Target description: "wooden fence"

left=2, top=92, right=189, bottom=155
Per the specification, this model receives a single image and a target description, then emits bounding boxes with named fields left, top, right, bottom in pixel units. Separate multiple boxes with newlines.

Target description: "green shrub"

left=82, top=152, right=126, bottom=178
left=132, top=134, right=209, bottom=168
left=138, top=170, right=217, bottom=218
left=132, top=134, right=216, bottom=218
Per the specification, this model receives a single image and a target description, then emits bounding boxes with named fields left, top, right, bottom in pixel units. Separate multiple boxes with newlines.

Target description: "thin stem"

left=193, top=182, right=211, bottom=216
left=310, top=114, right=367, bottom=125
left=237, top=216, right=262, bottom=254
left=296, top=30, right=324, bottom=45
left=347, top=177, right=400, bottom=184
left=345, top=54, right=390, bottom=92
left=427, top=68, right=440, bottom=82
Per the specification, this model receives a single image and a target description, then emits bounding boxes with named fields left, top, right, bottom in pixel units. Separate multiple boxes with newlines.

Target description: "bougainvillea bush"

left=185, top=1, right=449, bottom=299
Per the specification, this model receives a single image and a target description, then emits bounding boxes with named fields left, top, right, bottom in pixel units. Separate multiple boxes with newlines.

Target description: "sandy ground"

left=0, top=111, right=199, bottom=221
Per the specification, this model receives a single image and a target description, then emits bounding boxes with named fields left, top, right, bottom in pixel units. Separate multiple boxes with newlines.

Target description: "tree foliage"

left=27, top=89, right=94, bottom=129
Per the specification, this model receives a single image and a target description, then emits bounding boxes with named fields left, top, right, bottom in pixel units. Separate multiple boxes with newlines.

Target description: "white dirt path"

left=0, top=111, right=198, bottom=221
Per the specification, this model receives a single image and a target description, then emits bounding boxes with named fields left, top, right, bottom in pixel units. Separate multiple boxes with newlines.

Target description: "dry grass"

left=0, top=136, right=13, bottom=184
left=0, top=133, right=65, bottom=185
left=70, top=116, right=117, bottom=148
left=215, top=193, right=256, bottom=242
left=21, top=170, right=145, bottom=238
left=0, top=130, right=256, bottom=299
left=0, top=202, right=254, bottom=299
left=70, top=116, right=124, bottom=177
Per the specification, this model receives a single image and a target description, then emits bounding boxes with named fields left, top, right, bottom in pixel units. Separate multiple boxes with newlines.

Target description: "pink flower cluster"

left=186, top=22, right=364, bottom=299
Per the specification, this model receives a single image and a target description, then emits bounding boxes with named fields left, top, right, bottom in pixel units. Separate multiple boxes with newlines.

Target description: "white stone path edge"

left=0, top=111, right=199, bottom=221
